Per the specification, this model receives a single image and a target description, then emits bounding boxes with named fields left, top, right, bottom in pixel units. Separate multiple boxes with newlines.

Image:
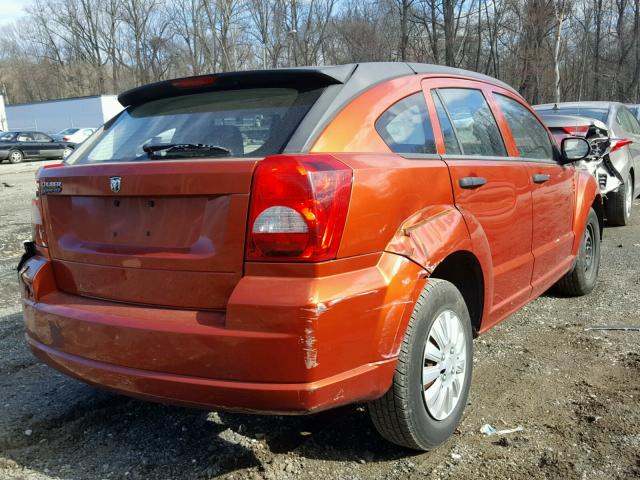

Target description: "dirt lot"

left=1, top=160, right=638, bottom=480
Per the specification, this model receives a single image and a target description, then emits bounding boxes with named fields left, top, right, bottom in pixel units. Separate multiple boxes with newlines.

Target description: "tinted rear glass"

left=68, top=87, right=323, bottom=164
left=536, top=107, right=609, bottom=123
left=0, top=132, right=16, bottom=141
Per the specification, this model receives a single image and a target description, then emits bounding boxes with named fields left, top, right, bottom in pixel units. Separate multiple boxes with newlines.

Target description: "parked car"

left=19, top=63, right=601, bottom=451
left=0, top=131, right=74, bottom=163
left=535, top=102, right=640, bottom=225
left=52, top=127, right=95, bottom=144
left=538, top=113, right=623, bottom=195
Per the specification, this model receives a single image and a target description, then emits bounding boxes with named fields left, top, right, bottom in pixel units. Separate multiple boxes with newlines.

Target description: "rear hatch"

left=37, top=72, right=341, bottom=310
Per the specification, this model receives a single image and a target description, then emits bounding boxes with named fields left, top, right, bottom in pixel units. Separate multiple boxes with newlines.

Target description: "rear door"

left=422, top=79, right=534, bottom=326
left=33, top=132, right=62, bottom=158
left=492, top=93, right=575, bottom=297
left=16, top=133, right=38, bottom=157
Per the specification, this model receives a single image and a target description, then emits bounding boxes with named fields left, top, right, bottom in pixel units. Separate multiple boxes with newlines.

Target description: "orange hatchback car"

left=19, top=63, right=602, bottom=450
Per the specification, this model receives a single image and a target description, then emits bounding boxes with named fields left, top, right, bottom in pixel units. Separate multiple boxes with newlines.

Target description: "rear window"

left=59, top=128, right=79, bottom=135
left=536, top=106, right=609, bottom=123
left=68, top=87, right=323, bottom=164
left=0, top=132, right=16, bottom=141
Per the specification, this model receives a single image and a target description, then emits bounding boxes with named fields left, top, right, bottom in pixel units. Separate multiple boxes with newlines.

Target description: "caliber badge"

left=110, top=176, right=121, bottom=193
left=40, top=181, right=62, bottom=195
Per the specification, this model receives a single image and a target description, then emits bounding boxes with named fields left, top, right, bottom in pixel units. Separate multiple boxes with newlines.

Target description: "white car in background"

left=52, top=127, right=95, bottom=145
left=535, top=102, right=640, bottom=226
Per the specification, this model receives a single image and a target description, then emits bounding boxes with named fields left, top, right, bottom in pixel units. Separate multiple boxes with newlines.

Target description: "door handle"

left=532, top=174, right=550, bottom=184
left=459, top=176, right=487, bottom=189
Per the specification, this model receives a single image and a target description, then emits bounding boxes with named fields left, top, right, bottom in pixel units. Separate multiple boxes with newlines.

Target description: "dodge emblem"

left=110, top=176, right=121, bottom=193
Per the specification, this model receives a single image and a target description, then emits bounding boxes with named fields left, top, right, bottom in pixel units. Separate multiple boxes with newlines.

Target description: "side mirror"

left=561, top=137, right=590, bottom=163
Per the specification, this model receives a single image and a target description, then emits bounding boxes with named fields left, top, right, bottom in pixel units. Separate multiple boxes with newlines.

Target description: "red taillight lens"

left=610, top=138, right=632, bottom=152
left=561, top=125, right=590, bottom=135
left=247, top=155, right=353, bottom=262
left=62, top=136, right=70, bottom=141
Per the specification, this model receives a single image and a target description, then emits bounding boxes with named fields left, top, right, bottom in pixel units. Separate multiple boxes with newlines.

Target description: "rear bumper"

left=20, top=253, right=424, bottom=413
left=28, top=336, right=396, bottom=414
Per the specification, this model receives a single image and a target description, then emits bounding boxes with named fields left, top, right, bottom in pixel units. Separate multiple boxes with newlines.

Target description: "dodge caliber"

left=19, top=63, right=602, bottom=450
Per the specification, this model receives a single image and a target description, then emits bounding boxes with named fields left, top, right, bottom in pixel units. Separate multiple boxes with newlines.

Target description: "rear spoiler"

left=118, top=65, right=356, bottom=108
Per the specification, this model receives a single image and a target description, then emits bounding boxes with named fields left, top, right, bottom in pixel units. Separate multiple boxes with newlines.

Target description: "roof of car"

left=117, top=62, right=521, bottom=153
left=534, top=101, right=618, bottom=109
left=118, top=62, right=519, bottom=108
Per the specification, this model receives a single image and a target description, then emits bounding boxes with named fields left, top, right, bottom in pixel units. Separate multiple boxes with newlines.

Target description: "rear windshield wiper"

left=142, top=143, right=232, bottom=158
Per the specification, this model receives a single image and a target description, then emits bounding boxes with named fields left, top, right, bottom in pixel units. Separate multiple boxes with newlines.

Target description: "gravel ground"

left=1, top=161, right=639, bottom=480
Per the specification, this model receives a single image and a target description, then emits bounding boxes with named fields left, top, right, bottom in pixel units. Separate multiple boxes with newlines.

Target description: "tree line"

left=0, top=0, right=639, bottom=106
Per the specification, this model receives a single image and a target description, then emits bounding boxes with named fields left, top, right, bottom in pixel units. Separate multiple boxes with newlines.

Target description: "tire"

left=62, top=147, right=73, bottom=159
left=8, top=149, right=23, bottom=164
left=555, top=208, right=600, bottom=296
left=605, top=173, right=632, bottom=226
left=368, top=278, right=473, bottom=451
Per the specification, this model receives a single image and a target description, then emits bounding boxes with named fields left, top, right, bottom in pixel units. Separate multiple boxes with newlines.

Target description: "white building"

left=0, top=95, right=7, bottom=131
left=4, top=95, right=124, bottom=133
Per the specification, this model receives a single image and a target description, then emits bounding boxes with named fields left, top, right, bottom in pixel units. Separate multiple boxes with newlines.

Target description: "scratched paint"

left=303, top=327, right=318, bottom=369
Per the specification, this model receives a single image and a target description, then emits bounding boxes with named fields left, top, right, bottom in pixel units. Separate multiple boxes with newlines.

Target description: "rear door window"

left=69, top=87, right=324, bottom=164
left=375, top=93, right=436, bottom=154
left=34, top=133, right=52, bottom=142
left=437, top=88, right=507, bottom=157
left=495, top=94, right=553, bottom=160
left=17, top=134, right=34, bottom=142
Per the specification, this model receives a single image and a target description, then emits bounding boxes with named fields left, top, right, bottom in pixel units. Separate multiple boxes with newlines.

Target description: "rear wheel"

left=606, top=173, right=632, bottom=226
left=555, top=208, right=600, bottom=296
left=368, top=278, right=473, bottom=451
left=8, top=149, right=23, bottom=164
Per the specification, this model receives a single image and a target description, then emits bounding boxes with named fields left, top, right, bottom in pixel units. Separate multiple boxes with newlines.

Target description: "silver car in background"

left=537, top=113, right=622, bottom=195
left=534, top=102, right=640, bottom=225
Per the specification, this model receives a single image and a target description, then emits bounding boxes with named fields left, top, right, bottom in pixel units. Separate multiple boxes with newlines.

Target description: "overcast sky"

left=0, top=0, right=31, bottom=27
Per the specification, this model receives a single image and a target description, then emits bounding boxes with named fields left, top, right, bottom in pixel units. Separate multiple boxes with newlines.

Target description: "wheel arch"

left=384, top=206, right=490, bottom=353
left=429, top=251, right=484, bottom=336
left=591, top=193, right=604, bottom=239
left=573, top=171, right=601, bottom=254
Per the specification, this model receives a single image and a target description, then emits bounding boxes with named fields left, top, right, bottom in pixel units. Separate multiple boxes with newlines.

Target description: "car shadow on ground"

left=2, top=365, right=412, bottom=478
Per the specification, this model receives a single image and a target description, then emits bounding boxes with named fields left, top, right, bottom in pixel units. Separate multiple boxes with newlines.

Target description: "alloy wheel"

left=583, top=223, right=595, bottom=274
left=422, top=309, right=467, bottom=421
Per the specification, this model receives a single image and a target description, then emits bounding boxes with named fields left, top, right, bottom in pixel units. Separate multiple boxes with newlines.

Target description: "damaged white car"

left=536, top=102, right=640, bottom=226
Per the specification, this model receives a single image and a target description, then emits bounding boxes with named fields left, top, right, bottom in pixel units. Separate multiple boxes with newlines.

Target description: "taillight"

left=610, top=138, right=632, bottom=152
left=62, top=136, right=70, bottom=141
left=246, top=155, right=353, bottom=262
left=561, top=125, right=590, bottom=135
